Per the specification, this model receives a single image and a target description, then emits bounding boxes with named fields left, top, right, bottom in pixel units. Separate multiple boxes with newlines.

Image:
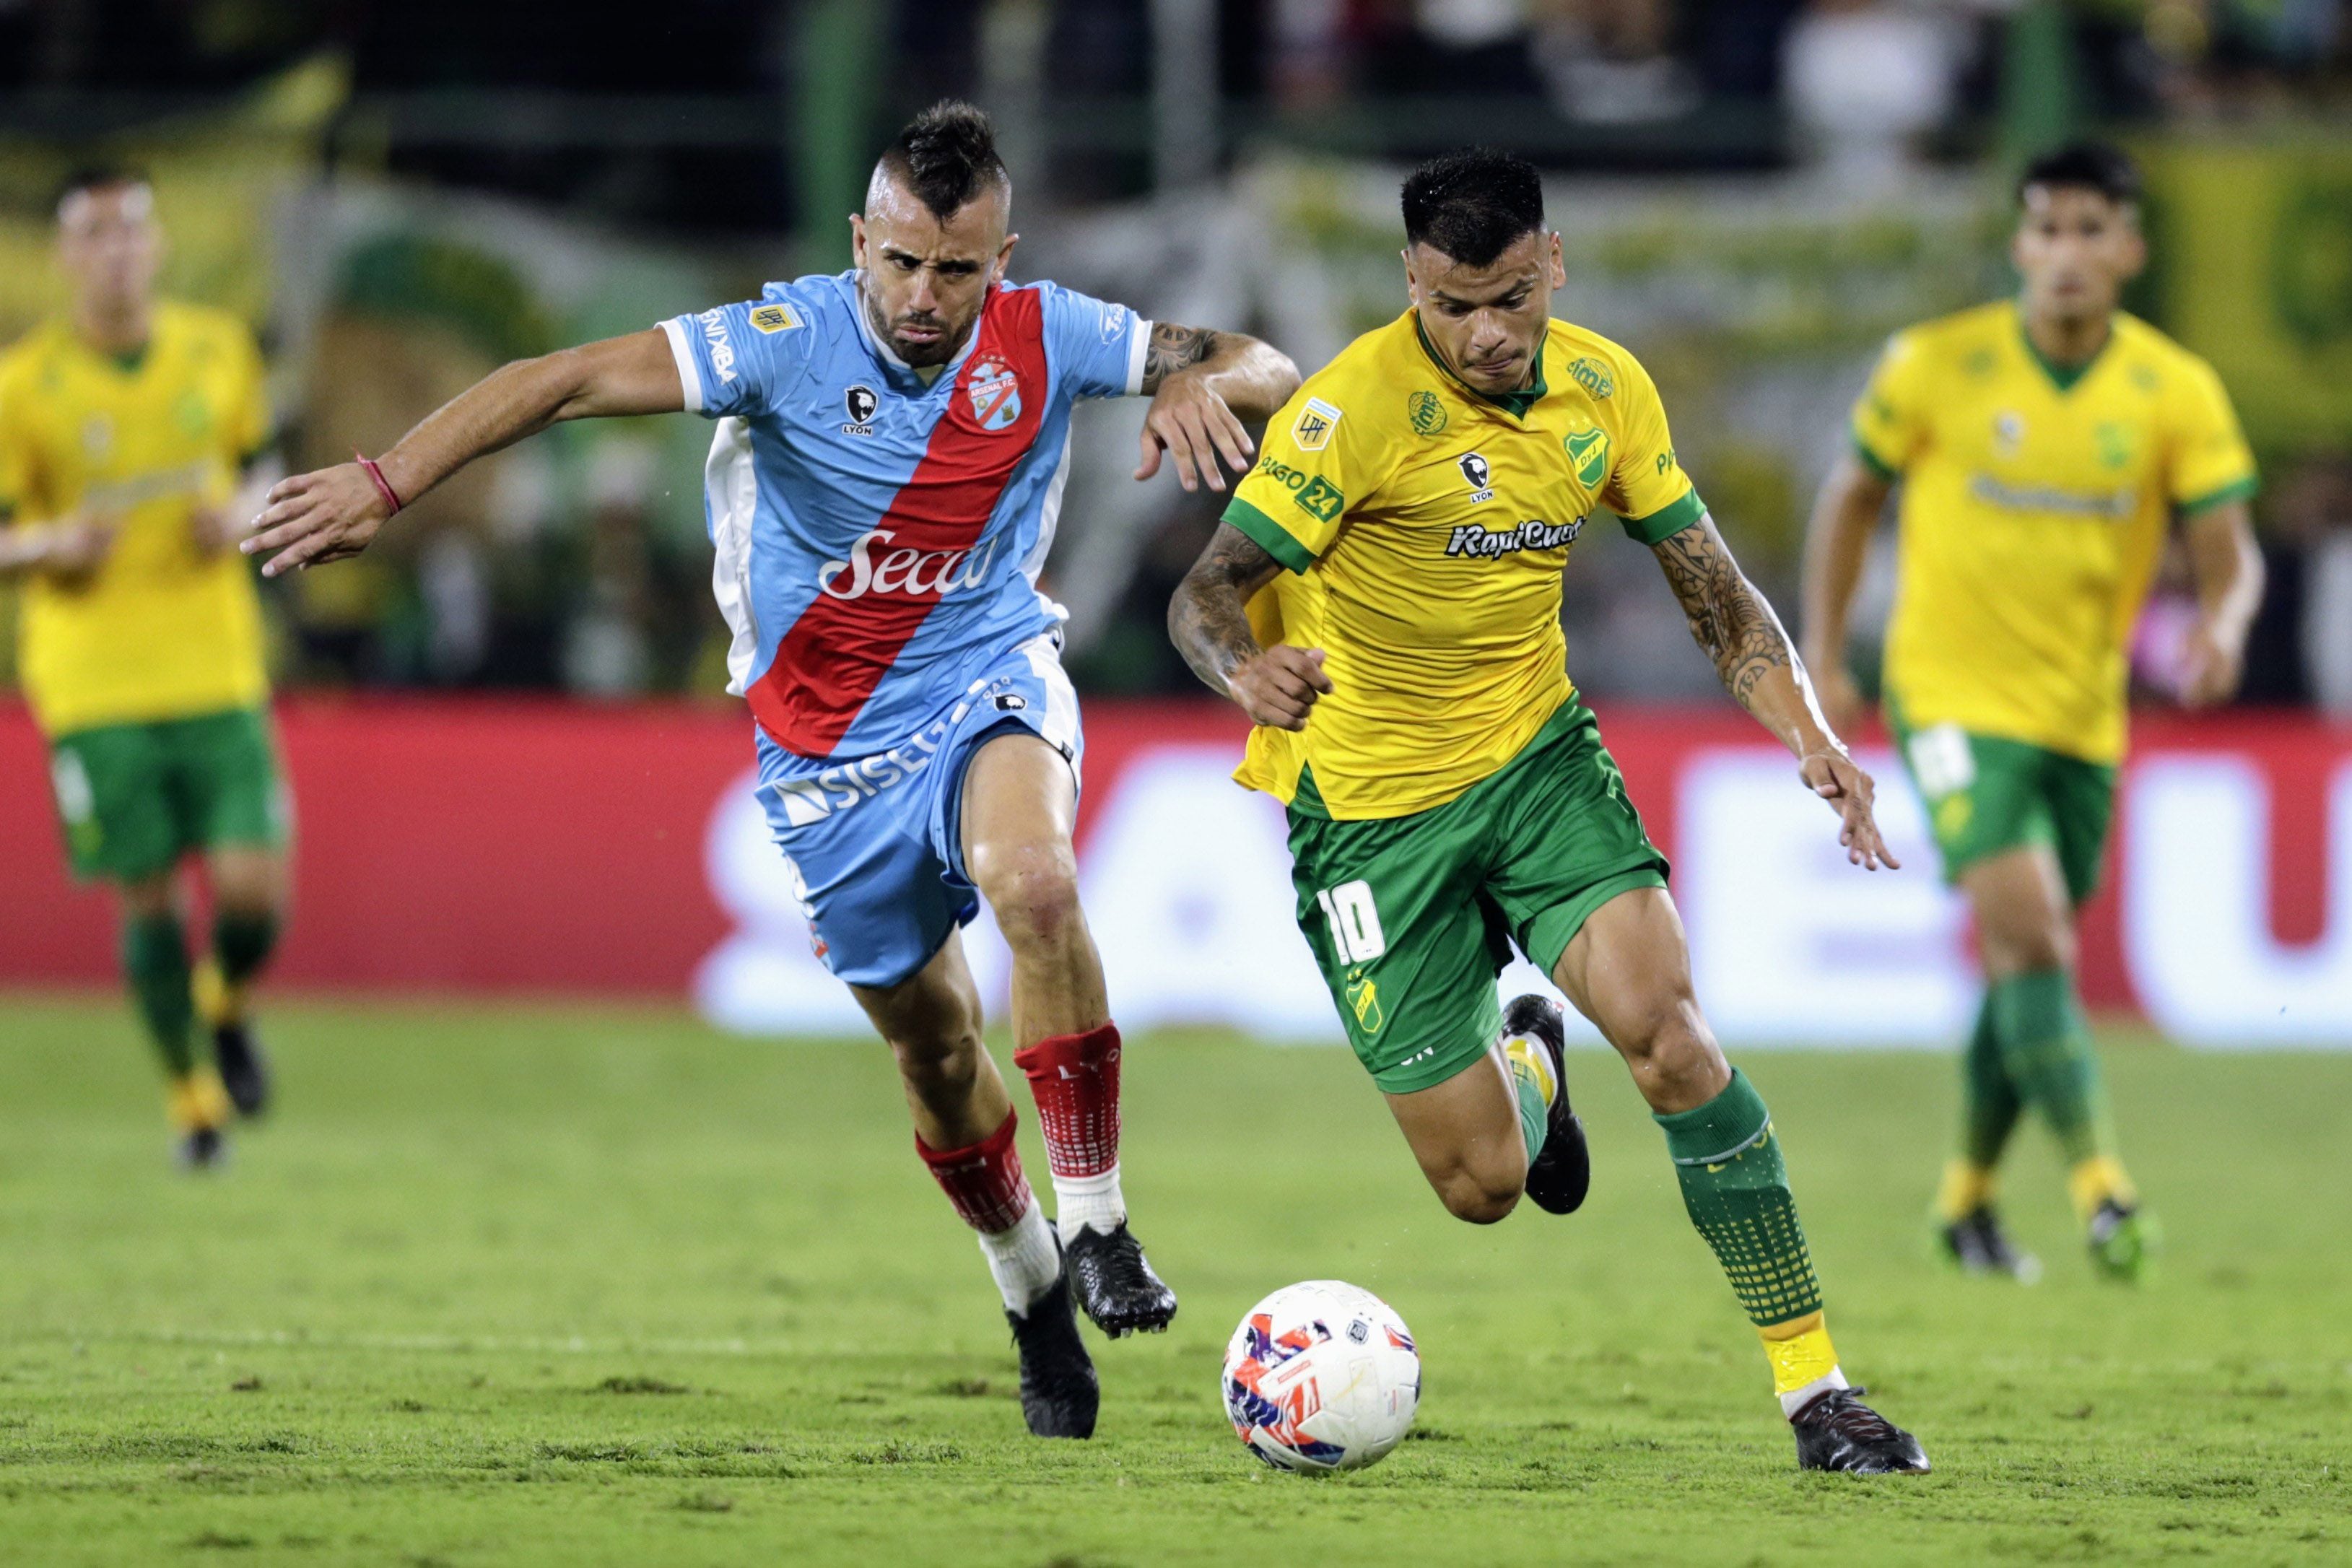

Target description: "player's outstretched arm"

left=1653, top=514, right=1898, bottom=871
left=2177, top=498, right=2264, bottom=709
left=243, top=329, right=686, bottom=576
left=1798, top=453, right=1893, bottom=736
left=0, top=511, right=116, bottom=583
left=1167, top=522, right=1331, bottom=731
left=1135, top=323, right=1301, bottom=495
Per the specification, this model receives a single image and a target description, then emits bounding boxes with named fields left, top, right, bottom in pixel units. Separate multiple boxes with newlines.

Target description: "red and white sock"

left=1013, top=1022, right=1128, bottom=1244
left=916, top=1110, right=1060, bottom=1315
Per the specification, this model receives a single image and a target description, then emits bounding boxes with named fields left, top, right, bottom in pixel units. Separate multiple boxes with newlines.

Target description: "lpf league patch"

left=749, top=303, right=801, bottom=334
left=966, top=358, right=1023, bottom=432
left=1292, top=397, right=1343, bottom=451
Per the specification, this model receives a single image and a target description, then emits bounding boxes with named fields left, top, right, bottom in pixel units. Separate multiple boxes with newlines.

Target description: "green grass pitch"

left=1, top=996, right=2346, bottom=1565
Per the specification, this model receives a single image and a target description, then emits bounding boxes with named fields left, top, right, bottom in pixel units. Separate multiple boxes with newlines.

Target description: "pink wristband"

left=355, top=452, right=403, bottom=515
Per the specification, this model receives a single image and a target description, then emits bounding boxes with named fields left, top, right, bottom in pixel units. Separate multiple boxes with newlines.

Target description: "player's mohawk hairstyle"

left=2018, top=141, right=2141, bottom=207
left=1401, top=148, right=1545, bottom=269
left=876, top=100, right=1010, bottom=222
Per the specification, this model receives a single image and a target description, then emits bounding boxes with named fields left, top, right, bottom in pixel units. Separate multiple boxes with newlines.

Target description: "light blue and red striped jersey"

left=661, top=270, right=1147, bottom=759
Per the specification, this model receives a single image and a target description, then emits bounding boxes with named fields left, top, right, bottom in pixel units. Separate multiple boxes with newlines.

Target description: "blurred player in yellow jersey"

left=0, top=168, right=288, bottom=1167
left=1171, top=150, right=1928, bottom=1473
left=1803, top=144, right=2264, bottom=1282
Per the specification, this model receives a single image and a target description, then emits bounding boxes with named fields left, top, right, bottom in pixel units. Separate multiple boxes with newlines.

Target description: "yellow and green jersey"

left=1853, top=300, right=2256, bottom=765
left=1222, top=309, right=1701, bottom=820
left=0, top=300, right=273, bottom=736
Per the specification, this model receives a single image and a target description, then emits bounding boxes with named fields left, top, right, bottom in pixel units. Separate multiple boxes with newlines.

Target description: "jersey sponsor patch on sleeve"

left=1253, top=456, right=1347, bottom=523
left=749, top=303, right=801, bottom=334
left=1292, top=397, right=1343, bottom=451
left=1296, top=475, right=1345, bottom=523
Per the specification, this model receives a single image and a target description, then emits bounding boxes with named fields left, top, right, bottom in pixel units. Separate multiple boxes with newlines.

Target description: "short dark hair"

left=875, top=100, right=1009, bottom=222
left=2018, top=141, right=2140, bottom=207
left=54, top=162, right=151, bottom=216
left=1401, top=149, right=1545, bottom=268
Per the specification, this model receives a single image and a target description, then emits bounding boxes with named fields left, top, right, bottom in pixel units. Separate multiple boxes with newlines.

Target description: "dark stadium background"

left=3, top=1, right=2348, bottom=1042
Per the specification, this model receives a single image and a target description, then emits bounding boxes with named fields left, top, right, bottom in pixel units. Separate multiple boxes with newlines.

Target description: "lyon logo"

left=844, top=386, right=878, bottom=424
left=966, top=358, right=1022, bottom=432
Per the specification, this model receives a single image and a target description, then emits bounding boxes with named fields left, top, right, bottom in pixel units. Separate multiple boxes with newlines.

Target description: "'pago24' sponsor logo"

left=1445, top=518, right=1585, bottom=559
left=817, top=527, right=1000, bottom=601
left=1253, top=455, right=1345, bottom=523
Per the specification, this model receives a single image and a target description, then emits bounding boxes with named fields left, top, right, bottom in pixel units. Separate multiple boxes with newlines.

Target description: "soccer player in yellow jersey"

left=0, top=168, right=288, bottom=1167
left=1803, top=143, right=2263, bottom=1284
left=1170, top=149, right=1928, bottom=1473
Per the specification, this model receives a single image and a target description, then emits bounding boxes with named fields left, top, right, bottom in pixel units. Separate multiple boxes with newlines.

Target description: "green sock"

left=1655, top=1068, right=1824, bottom=1328
left=123, top=912, right=196, bottom=1079
left=1988, top=968, right=2110, bottom=1165
left=213, top=910, right=279, bottom=988
left=1959, top=991, right=2024, bottom=1170
left=1512, top=1067, right=1549, bottom=1170
left=1501, top=1033, right=1554, bottom=1170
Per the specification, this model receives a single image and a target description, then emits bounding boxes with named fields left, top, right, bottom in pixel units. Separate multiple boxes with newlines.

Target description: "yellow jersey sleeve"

left=1850, top=330, right=1929, bottom=481
left=0, top=356, right=34, bottom=521
left=1598, top=352, right=1704, bottom=544
left=224, top=323, right=274, bottom=465
left=2164, top=356, right=2257, bottom=513
left=1221, top=380, right=1398, bottom=573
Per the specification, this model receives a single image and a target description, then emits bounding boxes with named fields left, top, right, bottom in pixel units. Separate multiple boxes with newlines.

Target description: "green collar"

left=1413, top=314, right=1546, bottom=419
left=2016, top=303, right=2110, bottom=394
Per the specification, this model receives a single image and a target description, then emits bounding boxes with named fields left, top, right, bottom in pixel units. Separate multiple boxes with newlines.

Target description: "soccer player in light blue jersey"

left=248, top=103, right=1299, bottom=1439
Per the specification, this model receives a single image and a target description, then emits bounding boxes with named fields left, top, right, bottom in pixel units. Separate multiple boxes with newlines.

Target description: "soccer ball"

left=1221, top=1281, right=1420, bottom=1471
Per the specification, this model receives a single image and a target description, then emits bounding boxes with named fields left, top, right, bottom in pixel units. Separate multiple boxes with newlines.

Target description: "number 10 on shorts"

left=1316, top=879, right=1388, bottom=964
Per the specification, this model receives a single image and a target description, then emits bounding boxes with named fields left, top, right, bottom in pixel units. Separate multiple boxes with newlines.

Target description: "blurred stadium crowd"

left=3, top=0, right=2350, bottom=708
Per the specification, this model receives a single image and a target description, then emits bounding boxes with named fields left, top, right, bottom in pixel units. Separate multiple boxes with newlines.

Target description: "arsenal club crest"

left=966, top=357, right=1022, bottom=432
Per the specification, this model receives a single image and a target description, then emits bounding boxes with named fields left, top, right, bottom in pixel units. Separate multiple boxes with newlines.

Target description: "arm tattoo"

left=1652, top=518, right=1795, bottom=710
left=1140, top=321, right=1222, bottom=395
left=1169, top=522, right=1282, bottom=696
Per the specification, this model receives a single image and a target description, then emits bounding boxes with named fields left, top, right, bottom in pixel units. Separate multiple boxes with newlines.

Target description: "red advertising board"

left=1, top=698, right=2345, bottom=1045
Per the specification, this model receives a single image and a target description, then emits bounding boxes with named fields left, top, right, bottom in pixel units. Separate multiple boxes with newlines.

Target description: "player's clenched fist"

left=1229, top=645, right=1332, bottom=731
left=243, top=463, right=390, bottom=578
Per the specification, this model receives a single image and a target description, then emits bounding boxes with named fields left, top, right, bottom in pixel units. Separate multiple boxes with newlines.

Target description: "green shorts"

left=46, top=705, right=289, bottom=883
left=1286, top=699, right=1668, bottom=1095
left=1889, top=708, right=2115, bottom=906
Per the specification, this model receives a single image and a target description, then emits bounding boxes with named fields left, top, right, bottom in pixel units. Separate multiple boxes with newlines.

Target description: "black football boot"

left=212, top=1019, right=271, bottom=1119
left=1792, top=1388, right=1931, bottom=1474
left=1063, top=1222, right=1177, bottom=1337
left=1006, top=1262, right=1099, bottom=1439
left=1936, top=1206, right=2042, bottom=1283
left=1504, top=994, right=1591, bottom=1216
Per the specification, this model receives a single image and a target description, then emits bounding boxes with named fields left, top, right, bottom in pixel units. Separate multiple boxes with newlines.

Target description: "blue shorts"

left=754, top=632, right=1083, bottom=989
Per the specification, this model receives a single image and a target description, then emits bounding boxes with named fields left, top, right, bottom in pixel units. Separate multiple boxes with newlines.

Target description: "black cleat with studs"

left=1791, top=1387, right=1931, bottom=1474
left=1006, top=1263, right=1098, bottom=1439
left=1505, top=994, right=1591, bottom=1216
left=176, top=1125, right=227, bottom=1171
left=1063, top=1222, right=1177, bottom=1337
left=1938, top=1205, right=2041, bottom=1282
left=212, top=1021, right=271, bottom=1119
